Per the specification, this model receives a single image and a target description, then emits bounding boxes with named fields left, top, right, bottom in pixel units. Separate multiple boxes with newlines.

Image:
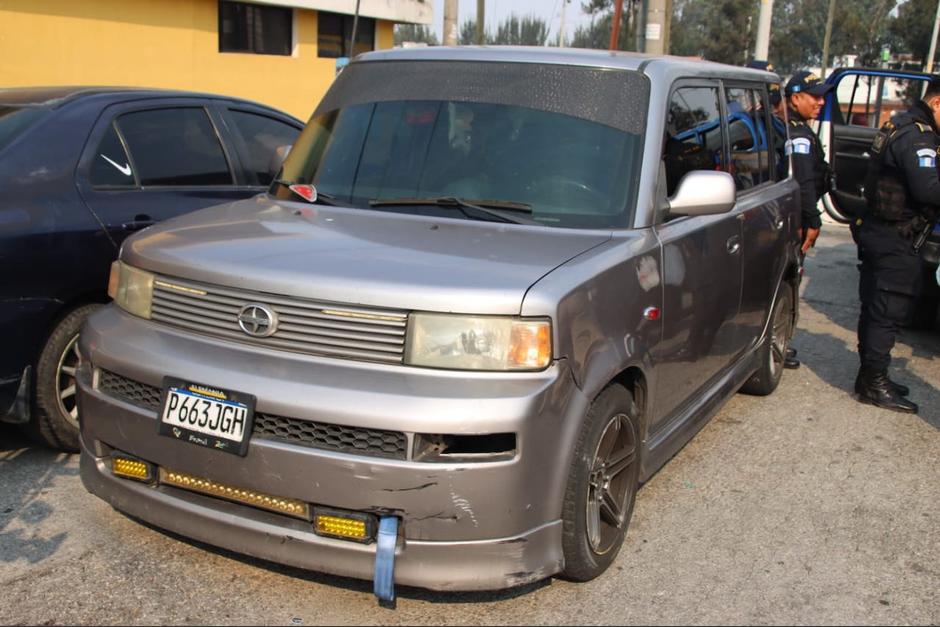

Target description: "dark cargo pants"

left=856, top=219, right=923, bottom=372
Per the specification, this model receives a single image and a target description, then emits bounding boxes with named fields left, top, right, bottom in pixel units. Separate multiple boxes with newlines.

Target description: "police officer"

left=785, top=70, right=832, bottom=253
left=784, top=70, right=834, bottom=368
left=855, top=78, right=940, bottom=414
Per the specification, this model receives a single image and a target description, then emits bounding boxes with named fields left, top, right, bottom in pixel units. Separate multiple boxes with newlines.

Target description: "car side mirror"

left=666, top=170, right=736, bottom=217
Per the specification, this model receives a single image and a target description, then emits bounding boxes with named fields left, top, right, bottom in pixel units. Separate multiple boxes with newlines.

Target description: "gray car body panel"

left=79, top=47, right=800, bottom=591
left=122, top=195, right=612, bottom=316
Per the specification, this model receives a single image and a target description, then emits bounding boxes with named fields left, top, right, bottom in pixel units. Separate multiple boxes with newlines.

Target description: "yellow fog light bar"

left=111, top=455, right=154, bottom=482
left=313, top=507, right=376, bottom=544
left=159, top=468, right=310, bottom=520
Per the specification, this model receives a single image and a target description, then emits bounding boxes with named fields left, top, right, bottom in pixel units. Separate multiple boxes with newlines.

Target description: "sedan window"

left=116, top=108, right=233, bottom=186
left=228, top=110, right=299, bottom=186
left=0, top=105, right=49, bottom=153
left=89, top=123, right=135, bottom=188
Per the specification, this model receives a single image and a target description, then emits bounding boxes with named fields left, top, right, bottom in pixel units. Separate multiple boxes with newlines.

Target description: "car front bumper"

left=78, top=306, right=588, bottom=591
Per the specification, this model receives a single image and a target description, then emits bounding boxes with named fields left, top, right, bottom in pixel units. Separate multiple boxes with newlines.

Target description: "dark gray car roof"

left=356, top=46, right=779, bottom=83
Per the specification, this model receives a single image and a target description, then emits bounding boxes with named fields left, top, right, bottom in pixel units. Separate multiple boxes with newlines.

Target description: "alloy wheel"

left=585, top=413, right=638, bottom=555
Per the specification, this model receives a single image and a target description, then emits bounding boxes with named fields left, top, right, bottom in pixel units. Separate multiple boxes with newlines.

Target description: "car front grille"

left=96, top=370, right=407, bottom=460
left=99, top=369, right=163, bottom=410
left=150, top=276, right=409, bottom=365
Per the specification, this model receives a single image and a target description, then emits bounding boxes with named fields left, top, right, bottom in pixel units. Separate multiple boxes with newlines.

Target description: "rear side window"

left=0, top=105, right=49, bottom=153
left=663, top=86, right=724, bottom=197
left=90, top=123, right=135, bottom=187
left=116, top=108, right=233, bottom=186
left=228, top=110, right=299, bottom=185
left=725, top=87, right=771, bottom=191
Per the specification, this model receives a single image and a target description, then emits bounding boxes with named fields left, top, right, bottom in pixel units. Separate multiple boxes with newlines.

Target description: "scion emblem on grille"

left=237, top=303, right=278, bottom=338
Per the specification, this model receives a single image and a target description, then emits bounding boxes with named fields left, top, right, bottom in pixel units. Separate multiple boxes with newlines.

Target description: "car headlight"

left=406, top=314, right=552, bottom=371
left=107, top=260, right=154, bottom=319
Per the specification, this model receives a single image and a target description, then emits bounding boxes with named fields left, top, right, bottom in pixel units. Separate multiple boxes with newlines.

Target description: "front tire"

left=32, top=304, right=101, bottom=451
left=561, top=384, right=641, bottom=581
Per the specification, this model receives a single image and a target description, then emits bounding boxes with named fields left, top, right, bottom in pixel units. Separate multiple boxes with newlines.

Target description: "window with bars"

left=317, top=11, right=375, bottom=58
left=219, top=0, right=293, bottom=56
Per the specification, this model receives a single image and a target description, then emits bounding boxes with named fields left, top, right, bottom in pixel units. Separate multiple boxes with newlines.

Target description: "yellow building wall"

left=0, top=0, right=397, bottom=121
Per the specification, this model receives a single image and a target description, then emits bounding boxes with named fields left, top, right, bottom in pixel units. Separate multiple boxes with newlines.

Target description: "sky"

left=429, top=0, right=597, bottom=44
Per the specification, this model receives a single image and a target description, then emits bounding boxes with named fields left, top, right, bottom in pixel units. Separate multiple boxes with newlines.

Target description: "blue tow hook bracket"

left=374, top=516, right=398, bottom=603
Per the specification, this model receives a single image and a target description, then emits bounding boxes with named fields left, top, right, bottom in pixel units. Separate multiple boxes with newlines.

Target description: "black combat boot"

left=856, top=370, right=918, bottom=414
left=784, top=347, right=800, bottom=369
left=854, top=369, right=910, bottom=397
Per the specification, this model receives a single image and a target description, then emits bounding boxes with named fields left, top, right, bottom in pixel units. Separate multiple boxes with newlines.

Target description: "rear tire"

left=740, top=286, right=793, bottom=396
left=561, top=384, right=640, bottom=581
left=31, top=304, right=101, bottom=452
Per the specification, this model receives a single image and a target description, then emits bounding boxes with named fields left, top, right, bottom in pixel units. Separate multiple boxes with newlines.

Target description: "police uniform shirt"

left=786, top=107, right=827, bottom=230
left=870, top=100, right=940, bottom=222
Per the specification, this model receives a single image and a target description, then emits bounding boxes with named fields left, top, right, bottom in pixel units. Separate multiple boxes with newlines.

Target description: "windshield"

left=275, top=61, right=648, bottom=229
left=277, top=100, right=642, bottom=229
left=0, top=105, right=49, bottom=153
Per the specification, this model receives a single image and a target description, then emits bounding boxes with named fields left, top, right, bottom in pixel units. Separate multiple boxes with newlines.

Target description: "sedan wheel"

left=55, top=334, right=82, bottom=430
left=32, top=303, right=101, bottom=451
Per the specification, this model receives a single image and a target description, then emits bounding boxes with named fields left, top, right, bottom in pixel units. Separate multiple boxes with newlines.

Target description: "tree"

left=671, top=0, right=758, bottom=64
left=459, top=15, right=552, bottom=46
left=889, top=0, right=937, bottom=68
left=571, top=0, right=643, bottom=51
left=492, top=15, right=551, bottom=46
left=770, top=0, right=895, bottom=74
left=393, top=24, right=439, bottom=47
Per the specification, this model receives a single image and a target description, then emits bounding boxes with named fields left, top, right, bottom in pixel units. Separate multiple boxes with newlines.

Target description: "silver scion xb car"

left=78, top=48, right=801, bottom=598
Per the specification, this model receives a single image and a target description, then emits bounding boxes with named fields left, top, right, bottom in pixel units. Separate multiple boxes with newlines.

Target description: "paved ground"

left=1, top=222, right=938, bottom=625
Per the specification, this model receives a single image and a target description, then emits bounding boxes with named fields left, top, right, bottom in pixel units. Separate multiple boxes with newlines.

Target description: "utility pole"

left=443, top=0, right=458, bottom=46
left=349, top=0, right=361, bottom=56
left=926, top=0, right=940, bottom=73
left=476, top=0, right=485, bottom=45
left=609, top=0, right=624, bottom=51
left=820, top=0, right=836, bottom=78
left=644, top=0, right=667, bottom=55
left=636, top=0, right=647, bottom=54
left=754, top=0, right=774, bottom=62
left=558, top=0, right=568, bottom=47
left=662, top=0, right=672, bottom=54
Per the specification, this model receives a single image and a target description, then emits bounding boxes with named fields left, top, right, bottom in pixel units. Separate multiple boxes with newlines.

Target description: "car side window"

left=841, top=74, right=926, bottom=128
left=663, top=85, right=724, bottom=197
left=228, top=110, right=300, bottom=186
left=89, top=123, right=136, bottom=188
left=725, top=87, right=771, bottom=191
left=116, top=108, right=233, bottom=186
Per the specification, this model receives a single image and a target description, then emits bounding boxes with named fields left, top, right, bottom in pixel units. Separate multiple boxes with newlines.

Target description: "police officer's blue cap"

left=785, top=70, right=833, bottom=96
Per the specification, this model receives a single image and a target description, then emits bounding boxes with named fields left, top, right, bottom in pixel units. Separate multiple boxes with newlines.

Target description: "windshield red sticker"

left=288, top=184, right=318, bottom=203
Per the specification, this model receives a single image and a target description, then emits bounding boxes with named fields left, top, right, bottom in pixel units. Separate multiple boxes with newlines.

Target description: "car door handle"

left=727, top=236, right=741, bottom=255
left=122, top=219, right=155, bottom=232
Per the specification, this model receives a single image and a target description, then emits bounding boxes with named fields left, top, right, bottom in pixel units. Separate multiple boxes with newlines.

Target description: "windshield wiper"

left=368, top=196, right=534, bottom=224
left=269, top=179, right=342, bottom=206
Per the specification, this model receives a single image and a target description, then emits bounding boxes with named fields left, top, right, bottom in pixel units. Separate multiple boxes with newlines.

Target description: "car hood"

left=123, top=196, right=612, bottom=315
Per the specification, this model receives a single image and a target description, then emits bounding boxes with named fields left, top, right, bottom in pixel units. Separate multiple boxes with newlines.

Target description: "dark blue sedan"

left=0, top=87, right=303, bottom=450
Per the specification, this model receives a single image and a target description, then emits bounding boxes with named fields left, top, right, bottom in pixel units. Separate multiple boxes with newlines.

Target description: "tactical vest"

left=864, top=117, right=927, bottom=222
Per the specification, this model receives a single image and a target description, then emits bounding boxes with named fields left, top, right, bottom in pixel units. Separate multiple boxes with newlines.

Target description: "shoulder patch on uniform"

left=791, top=137, right=812, bottom=155
left=916, top=147, right=936, bottom=167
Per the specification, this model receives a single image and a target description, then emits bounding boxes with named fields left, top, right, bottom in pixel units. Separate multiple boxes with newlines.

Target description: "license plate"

left=158, top=377, right=256, bottom=456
